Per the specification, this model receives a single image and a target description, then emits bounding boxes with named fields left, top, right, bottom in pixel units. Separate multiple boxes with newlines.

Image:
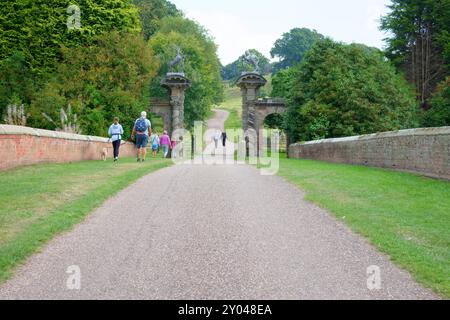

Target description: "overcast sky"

left=169, top=0, right=392, bottom=65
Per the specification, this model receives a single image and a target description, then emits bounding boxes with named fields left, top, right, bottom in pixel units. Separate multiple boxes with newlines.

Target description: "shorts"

left=152, top=144, right=159, bottom=151
left=136, top=134, right=148, bottom=149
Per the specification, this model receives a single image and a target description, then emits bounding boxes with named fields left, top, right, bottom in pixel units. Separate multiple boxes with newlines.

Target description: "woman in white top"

left=108, top=117, right=124, bottom=162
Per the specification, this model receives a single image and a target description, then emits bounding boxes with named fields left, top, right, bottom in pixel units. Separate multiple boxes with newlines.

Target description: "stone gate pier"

left=237, top=72, right=287, bottom=155
left=150, top=73, right=191, bottom=134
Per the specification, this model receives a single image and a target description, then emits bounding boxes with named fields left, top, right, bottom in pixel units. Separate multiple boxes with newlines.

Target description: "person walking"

left=222, top=131, right=227, bottom=148
left=160, top=130, right=172, bottom=159
left=132, top=111, right=152, bottom=162
left=150, top=131, right=160, bottom=158
left=108, top=117, right=124, bottom=162
left=213, top=130, right=221, bottom=149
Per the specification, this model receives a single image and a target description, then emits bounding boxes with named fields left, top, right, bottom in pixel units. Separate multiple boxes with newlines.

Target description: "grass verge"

left=275, top=155, right=450, bottom=298
left=0, top=158, right=172, bottom=283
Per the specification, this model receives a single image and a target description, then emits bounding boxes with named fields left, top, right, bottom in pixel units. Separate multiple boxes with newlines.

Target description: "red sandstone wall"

left=0, top=125, right=137, bottom=171
left=288, top=127, right=450, bottom=180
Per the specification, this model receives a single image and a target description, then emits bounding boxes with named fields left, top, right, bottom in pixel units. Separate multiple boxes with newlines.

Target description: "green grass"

left=276, top=155, right=450, bottom=298
left=221, top=82, right=242, bottom=129
left=0, top=158, right=172, bottom=283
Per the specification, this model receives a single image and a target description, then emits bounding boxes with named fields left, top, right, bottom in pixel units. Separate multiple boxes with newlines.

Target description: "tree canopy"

left=28, top=32, right=159, bottom=138
left=270, top=28, right=324, bottom=72
left=381, top=0, right=450, bottom=106
left=0, top=0, right=141, bottom=75
left=279, top=39, right=419, bottom=142
left=149, top=16, right=223, bottom=129
left=132, top=0, right=181, bottom=41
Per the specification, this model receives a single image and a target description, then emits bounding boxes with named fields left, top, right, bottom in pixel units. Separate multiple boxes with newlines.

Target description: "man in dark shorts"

left=132, top=111, right=152, bottom=162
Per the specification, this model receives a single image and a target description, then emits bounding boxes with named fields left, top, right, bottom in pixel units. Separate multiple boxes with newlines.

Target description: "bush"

left=420, top=77, right=450, bottom=127
left=29, top=32, right=159, bottom=139
left=283, top=39, right=419, bottom=142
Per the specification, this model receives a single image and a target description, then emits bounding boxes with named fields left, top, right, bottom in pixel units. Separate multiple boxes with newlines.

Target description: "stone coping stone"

left=291, top=127, right=450, bottom=146
left=0, top=125, right=110, bottom=143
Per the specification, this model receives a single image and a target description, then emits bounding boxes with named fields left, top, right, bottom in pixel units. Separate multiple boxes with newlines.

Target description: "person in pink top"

left=160, top=131, right=171, bottom=158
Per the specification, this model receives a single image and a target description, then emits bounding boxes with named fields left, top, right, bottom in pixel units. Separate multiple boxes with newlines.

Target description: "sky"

left=169, top=0, right=392, bottom=65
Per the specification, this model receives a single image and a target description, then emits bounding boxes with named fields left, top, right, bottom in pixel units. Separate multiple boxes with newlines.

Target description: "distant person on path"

left=213, top=130, right=221, bottom=149
left=222, top=131, right=227, bottom=148
left=160, top=130, right=172, bottom=158
left=132, top=111, right=152, bottom=162
left=108, top=117, right=124, bottom=162
left=150, top=131, right=160, bottom=158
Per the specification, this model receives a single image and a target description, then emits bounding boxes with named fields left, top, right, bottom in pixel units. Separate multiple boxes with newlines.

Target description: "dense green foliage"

left=132, top=0, right=181, bottom=41
left=221, top=49, right=271, bottom=81
left=0, top=0, right=141, bottom=75
left=149, top=17, right=223, bottom=128
left=29, top=32, right=159, bottom=138
left=270, top=68, right=297, bottom=99
left=0, top=0, right=223, bottom=134
left=280, top=39, right=419, bottom=142
left=0, top=0, right=143, bottom=129
left=270, top=28, right=324, bottom=72
left=420, top=77, right=450, bottom=127
left=381, top=0, right=450, bottom=105
left=0, top=52, right=37, bottom=117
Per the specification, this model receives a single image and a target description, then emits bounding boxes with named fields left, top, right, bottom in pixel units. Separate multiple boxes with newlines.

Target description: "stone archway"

left=236, top=72, right=287, bottom=155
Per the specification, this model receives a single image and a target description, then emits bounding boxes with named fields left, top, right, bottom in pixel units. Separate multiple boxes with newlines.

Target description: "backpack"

left=135, top=118, right=148, bottom=133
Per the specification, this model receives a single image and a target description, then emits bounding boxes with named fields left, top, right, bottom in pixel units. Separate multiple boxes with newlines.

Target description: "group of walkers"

left=107, top=111, right=175, bottom=163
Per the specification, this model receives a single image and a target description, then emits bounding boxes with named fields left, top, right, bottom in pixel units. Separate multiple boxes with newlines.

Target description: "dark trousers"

left=112, top=140, right=121, bottom=159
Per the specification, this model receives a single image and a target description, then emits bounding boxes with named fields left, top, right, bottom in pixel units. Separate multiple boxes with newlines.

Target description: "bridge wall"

left=289, top=127, right=450, bottom=180
left=0, top=125, right=137, bottom=171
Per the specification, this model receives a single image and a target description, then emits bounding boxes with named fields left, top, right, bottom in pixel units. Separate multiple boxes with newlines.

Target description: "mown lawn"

left=0, top=158, right=172, bottom=283
left=276, top=156, right=450, bottom=298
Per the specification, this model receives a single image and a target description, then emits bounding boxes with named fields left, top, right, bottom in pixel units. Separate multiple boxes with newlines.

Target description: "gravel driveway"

left=0, top=110, right=438, bottom=300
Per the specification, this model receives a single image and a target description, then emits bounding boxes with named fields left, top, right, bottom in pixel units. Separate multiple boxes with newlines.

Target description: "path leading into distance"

left=0, top=110, right=437, bottom=300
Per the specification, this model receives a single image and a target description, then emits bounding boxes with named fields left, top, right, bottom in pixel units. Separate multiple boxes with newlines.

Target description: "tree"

left=381, top=0, right=450, bottom=106
left=221, top=49, right=271, bottom=81
left=149, top=16, right=223, bottom=128
left=270, top=28, right=324, bottom=72
left=420, top=77, right=450, bottom=127
left=132, top=0, right=181, bottom=41
left=284, top=39, right=419, bottom=142
left=271, top=67, right=298, bottom=99
left=0, top=0, right=141, bottom=75
left=29, top=32, right=159, bottom=138
left=0, top=52, right=36, bottom=118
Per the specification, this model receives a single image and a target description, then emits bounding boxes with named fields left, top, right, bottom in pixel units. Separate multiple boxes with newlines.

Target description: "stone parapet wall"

left=289, top=127, right=450, bottom=180
left=0, top=125, right=137, bottom=171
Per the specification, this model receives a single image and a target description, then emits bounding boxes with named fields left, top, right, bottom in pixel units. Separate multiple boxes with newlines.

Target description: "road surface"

left=0, top=110, right=437, bottom=300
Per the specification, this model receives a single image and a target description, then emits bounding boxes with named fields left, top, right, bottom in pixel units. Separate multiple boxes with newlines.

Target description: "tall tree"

left=420, top=77, right=450, bottom=127
left=149, top=17, right=224, bottom=128
left=132, top=0, right=181, bottom=41
left=29, top=32, right=158, bottom=138
left=381, top=0, right=450, bottom=107
left=283, top=39, right=419, bottom=142
left=270, top=28, right=324, bottom=72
